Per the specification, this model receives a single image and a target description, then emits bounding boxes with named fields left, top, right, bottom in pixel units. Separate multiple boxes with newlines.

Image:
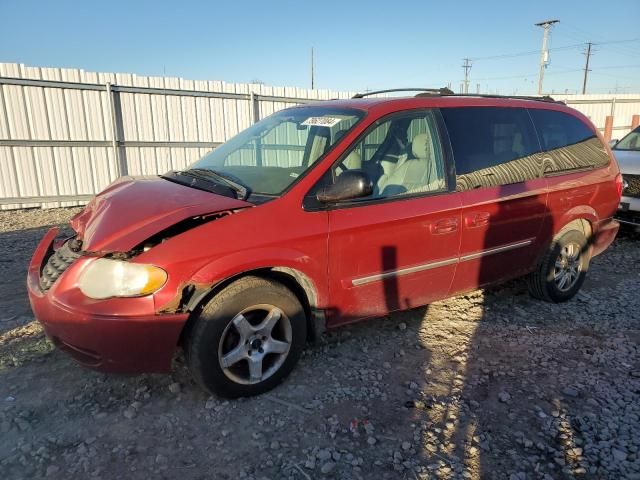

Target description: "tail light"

left=615, top=173, right=624, bottom=198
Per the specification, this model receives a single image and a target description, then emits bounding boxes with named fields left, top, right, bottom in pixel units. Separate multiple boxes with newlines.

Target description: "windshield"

left=187, top=106, right=364, bottom=196
left=614, top=126, right=640, bottom=151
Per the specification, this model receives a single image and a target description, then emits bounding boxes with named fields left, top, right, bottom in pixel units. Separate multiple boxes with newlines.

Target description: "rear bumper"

left=591, top=218, right=620, bottom=258
left=27, top=228, right=188, bottom=374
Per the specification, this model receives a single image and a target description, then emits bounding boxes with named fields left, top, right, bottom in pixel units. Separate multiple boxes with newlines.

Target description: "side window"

left=441, top=107, right=541, bottom=190
left=529, top=109, right=610, bottom=173
left=614, top=126, right=640, bottom=151
left=335, top=110, right=446, bottom=199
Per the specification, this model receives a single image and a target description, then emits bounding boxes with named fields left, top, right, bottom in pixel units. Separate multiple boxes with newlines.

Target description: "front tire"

left=186, top=276, right=307, bottom=398
left=528, top=229, right=590, bottom=303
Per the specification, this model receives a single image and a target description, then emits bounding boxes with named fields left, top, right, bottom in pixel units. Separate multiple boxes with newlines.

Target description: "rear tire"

left=186, top=276, right=307, bottom=398
left=527, top=229, right=589, bottom=303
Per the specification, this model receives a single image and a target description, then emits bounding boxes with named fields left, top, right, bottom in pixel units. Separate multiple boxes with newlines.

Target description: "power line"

left=598, top=64, right=640, bottom=69
left=595, top=43, right=640, bottom=59
left=559, top=22, right=640, bottom=57
left=470, top=42, right=583, bottom=61
left=469, top=38, right=639, bottom=63
left=474, top=68, right=583, bottom=82
left=589, top=71, right=640, bottom=82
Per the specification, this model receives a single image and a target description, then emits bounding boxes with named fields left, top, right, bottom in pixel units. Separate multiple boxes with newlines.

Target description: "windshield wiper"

left=179, top=168, right=249, bottom=200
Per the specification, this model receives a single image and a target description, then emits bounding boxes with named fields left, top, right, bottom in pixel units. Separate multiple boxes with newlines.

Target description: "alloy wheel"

left=217, top=304, right=292, bottom=385
left=553, top=242, right=582, bottom=292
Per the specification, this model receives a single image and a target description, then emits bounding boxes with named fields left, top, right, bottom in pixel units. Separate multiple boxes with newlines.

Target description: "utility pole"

left=311, top=47, right=315, bottom=90
left=582, top=42, right=593, bottom=94
left=535, top=19, right=559, bottom=95
left=462, top=58, right=472, bottom=94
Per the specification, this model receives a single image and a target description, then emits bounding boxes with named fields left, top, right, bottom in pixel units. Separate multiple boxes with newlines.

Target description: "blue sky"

left=1, top=0, right=639, bottom=94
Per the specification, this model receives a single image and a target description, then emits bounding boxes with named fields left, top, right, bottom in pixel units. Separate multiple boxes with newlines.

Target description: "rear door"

left=441, top=106, right=549, bottom=293
left=320, top=110, right=462, bottom=326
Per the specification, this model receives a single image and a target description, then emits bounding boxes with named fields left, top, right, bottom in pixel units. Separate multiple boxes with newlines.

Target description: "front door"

left=322, top=110, right=462, bottom=326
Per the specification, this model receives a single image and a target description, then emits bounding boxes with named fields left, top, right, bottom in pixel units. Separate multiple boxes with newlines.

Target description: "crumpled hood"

left=70, top=176, right=252, bottom=252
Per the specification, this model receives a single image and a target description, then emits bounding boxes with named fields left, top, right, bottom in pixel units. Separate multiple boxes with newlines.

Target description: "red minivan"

left=28, top=90, right=622, bottom=397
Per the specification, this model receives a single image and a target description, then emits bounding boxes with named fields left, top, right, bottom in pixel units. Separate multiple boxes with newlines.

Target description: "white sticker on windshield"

left=301, top=117, right=342, bottom=128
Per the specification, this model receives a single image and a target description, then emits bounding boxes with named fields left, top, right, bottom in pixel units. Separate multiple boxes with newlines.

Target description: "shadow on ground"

left=1, top=209, right=639, bottom=479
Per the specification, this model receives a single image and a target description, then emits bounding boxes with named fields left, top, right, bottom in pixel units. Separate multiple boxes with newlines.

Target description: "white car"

left=612, top=126, right=640, bottom=227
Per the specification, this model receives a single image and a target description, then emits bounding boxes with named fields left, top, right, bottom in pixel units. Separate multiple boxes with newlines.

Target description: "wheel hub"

left=217, top=305, right=293, bottom=385
left=553, top=242, right=582, bottom=292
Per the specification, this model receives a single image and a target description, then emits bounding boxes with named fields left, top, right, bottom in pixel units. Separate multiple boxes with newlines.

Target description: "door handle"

left=431, top=218, right=459, bottom=235
left=465, top=212, right=491, bottom=228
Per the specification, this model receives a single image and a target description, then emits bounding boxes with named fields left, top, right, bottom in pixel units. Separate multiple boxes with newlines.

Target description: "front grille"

left=40, top=239, right=81, bottom=291
left=624, top=174, right=640, bottom=198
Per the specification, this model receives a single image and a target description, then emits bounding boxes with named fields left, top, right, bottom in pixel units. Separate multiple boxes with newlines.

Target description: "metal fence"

left=1, top=62, right=639, bottom=209
left=0, top=63, right=355, bottom=209
left=554, top=93, right=640, bottom=140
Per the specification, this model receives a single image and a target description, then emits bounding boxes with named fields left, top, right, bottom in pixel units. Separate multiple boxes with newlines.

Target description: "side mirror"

left=316, top=170, right=373, bottom=203
left=609, top=139, right=619, bottom=148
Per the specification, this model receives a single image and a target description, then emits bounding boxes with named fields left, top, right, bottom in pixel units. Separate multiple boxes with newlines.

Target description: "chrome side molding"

left=351, top=238, right=535, bottom=287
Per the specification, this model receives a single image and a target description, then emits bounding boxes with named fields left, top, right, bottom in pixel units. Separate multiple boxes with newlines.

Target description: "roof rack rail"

left=429, top=92, right=562, bottom=103
left=351, top=88, right=562, bottom=104
left=352, top=87, right=454, bottom=99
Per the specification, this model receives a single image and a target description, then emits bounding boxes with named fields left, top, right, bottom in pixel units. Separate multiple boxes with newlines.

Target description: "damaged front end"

left=68, top=175, right=253, bottom=252
left=36, top=182, right=254, bottom=321
left=39, top=237, right=82, bottom=291
left=41, top=209, right=244, bottom=307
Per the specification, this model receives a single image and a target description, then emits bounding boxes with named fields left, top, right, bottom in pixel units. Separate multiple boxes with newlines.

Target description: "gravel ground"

left=0, top=208, right=639, bottom=480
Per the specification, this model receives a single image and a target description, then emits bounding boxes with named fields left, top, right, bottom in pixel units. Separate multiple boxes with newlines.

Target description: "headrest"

left=411, top=133, right=431, bottom=159
left=334, top=129, right=348, bottom=141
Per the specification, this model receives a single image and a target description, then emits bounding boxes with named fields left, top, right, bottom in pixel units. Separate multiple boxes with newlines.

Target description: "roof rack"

left=351, top=87, right=454, bottom=98
left=351, top=88, right=563, bottom=104
left=427, top=92, right=563, bottom=103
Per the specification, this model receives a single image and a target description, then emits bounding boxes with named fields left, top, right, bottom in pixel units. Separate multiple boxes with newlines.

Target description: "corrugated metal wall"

left=0, top=62, right=638, bottom=209
left=0, top=63, right=355, bottom=209
left=554, top=93, right=640, bottom=139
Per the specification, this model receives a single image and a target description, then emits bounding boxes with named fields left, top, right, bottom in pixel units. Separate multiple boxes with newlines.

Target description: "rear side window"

left=528, top=109, right=610, bottom=174
left=441, top=107, right=541, bottom=190
left=528, top=109, right=593, bottom=150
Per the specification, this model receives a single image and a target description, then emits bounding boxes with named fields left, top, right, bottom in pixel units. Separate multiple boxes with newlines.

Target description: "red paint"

left=27, top=96, right=621, bottom=374
left=70, top=175, right=252, bottom=252
left=326, top=192, right=462, bottom=324
left=28, top=228, right=188, bottom=372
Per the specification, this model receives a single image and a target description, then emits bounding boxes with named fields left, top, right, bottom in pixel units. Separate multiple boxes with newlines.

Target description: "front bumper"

left=27, top=228, right=188, bottom=373
left=616, top=196, right=640, bottom=227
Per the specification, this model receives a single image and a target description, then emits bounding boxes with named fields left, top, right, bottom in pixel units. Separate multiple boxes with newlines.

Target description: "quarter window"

left=528, top=109, right=610, bottom=173
left=441, top=107, right=541, bottom=190
left=528, top=109, right=594, bottom=150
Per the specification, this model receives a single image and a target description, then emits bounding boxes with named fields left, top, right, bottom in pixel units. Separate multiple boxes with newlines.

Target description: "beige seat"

left=378, top=132, right=444, bottom=196
left=374, top=157, right=401, bottom=192
left=343, top=150, right=361, bottom=170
